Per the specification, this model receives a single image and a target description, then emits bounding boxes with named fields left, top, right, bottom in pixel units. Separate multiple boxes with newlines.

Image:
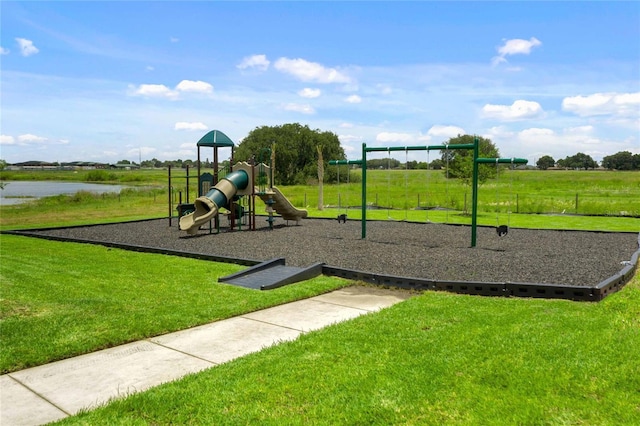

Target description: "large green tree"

left=602, top=151, right=639, bottom=170
left=235, top=123, right=345, bottom=185
left=440, top=134, right=500, bottom=185
left=536, top=155, right=556, bottom=170
left=557, top=152, right=598, bottom=170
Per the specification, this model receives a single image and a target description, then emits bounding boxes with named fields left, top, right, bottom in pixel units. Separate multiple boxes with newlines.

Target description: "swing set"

left=330, top=137, right=527, bottom=247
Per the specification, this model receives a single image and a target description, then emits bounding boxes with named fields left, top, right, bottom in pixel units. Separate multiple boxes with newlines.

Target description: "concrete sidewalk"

left=1, top=286, right=410, bottom=426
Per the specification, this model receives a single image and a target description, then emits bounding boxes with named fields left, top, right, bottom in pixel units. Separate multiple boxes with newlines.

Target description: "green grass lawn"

left=58, top=273, right=640, bottom=425
left=0, top=168, right=169, bottom=186
left=292, top=169, right=640, bottom=217
left=0, top=235, right=348, bottom=373
left=0, top=188, right=169, bottom=230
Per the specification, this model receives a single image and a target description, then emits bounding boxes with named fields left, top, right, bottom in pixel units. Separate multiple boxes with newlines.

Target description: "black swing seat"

left=496, top=225, right=509, bottom=237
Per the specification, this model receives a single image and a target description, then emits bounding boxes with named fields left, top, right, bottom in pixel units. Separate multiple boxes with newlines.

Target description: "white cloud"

left=519, top=127, right=556, bottom=139
left=283, top=103, right=315, bottom=114
left=376, top=132, right=414, bottom=144
left=345, top=95, right=362, bottom=104
left=174, top=122, right=208, bottom=131
left=483, top=126, right=516, bottom=141
left=0, top=46, right=9, bottom=55
left=562, top=92, right=640, bottom=117
left=338, top=134, right=363, bottom=143
left=0, top=135, right=16, bottom=145
left=516, top=127, right=602, bottom=156
left=482, top=100, right=544, bottom=121
left=566, top=125, right=595, bottom=134
left=339, top=122, right=354, bottom=128
left=131, top=83, right=178, bottom=99
left=426, top=125, right=465, bottom=139
left=343, top=145, right=357, bottom=155
left=18, top=134, right=48, bottom=143
left=146, top=66, right=155, bottom=72
left=298, top=88, right=321, bottom=98
left=499, top=37, right=542, bottom=56
left=274, top=57, right=351, bottom=84
left=175, top=80, right=213, bottom=93
left=492, top=37, right=541, bottom=66
left=237, top=54, right=270, bottom=71
left=130, top=80, right=214, bottom=99
left=15, top=38, right=39, bottom=57
left=170, top=37, right=179, bottom=43
left=2, top=134, right=69, bottom=146
left=517, top=126, right=605, bottom=152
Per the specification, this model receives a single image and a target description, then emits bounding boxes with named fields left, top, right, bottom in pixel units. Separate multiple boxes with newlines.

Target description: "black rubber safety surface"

left=22, top=217, right=639, bottom=288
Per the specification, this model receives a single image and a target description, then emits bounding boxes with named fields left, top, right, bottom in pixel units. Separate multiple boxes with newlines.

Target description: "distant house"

left=10, top=161, right=58, bottom=170
left=7, top=161, right=112, bottom=170
left=110, top=163, right=140, bottom=170
left=61, top=162, right=109, bottom=170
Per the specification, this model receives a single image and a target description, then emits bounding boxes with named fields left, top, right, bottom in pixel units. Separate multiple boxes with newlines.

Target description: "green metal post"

left=471, top=137, right=480, bottom=247
left=361, top=143, right=367, bottom=239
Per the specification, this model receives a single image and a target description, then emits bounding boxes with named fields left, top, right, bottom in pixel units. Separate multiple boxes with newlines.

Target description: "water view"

left=0, top=181, right=131, bottom=206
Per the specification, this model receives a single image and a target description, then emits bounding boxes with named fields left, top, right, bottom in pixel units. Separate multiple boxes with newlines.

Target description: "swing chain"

left=404, top=148, right=408, bottom=221
left=496, top=158, right=509, bottom=237
left=445, top=143, right=449, bottom=223
left=494, top=157, right=516, bottom=238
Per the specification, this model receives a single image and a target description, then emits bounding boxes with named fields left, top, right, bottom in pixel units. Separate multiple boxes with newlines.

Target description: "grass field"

left=2, top=168, right=639, bottom=217
left=1, top=168, right=639, bottom=424
left=291, top=168, right=640, bottom=218
left=1, top=168, right=639, bottom=232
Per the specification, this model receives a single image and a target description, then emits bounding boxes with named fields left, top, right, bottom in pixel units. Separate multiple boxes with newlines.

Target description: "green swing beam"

left=330, top=138, right=527, bottom=247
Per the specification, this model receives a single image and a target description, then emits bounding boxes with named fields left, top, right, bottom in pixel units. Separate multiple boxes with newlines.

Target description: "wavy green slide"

left=179, top=170, right=249, bottom=235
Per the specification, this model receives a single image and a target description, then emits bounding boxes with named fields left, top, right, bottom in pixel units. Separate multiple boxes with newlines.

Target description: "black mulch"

left=25, top=217, right=639, bottom=287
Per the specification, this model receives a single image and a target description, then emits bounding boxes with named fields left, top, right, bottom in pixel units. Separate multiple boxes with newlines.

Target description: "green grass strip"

left=59, top=274, right=640, bottom=425
left=0, top=235, right=348, bottom=373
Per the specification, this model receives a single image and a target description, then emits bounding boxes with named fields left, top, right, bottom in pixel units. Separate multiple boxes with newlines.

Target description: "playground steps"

left=219, top=258, right=324, bottom=290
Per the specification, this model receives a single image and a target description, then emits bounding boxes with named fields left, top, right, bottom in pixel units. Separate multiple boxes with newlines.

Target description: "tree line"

left=536, top=151, right=640, bottom=171
left=6, top=123, right=636, bottom=186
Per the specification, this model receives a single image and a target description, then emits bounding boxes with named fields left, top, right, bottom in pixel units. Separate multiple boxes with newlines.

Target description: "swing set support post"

left=361, top=143, right=368, bottom=239
left=471, top=138, right=480, bottom=247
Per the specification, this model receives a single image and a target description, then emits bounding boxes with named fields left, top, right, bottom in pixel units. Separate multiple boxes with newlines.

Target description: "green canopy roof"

left=196, top=130, right=235, bottom=147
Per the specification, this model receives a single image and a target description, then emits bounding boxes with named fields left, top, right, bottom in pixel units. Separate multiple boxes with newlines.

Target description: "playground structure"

left=330, top=138, right=528, bottom=247
left=169, top=130, right=307, bottom=235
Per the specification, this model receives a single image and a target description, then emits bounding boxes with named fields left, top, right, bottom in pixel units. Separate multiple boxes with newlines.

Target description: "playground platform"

left=1, top=286, right=411, bottom=426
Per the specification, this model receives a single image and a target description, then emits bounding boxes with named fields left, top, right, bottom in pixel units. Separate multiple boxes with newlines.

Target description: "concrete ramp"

left=219, top=258, right=323, bottom=290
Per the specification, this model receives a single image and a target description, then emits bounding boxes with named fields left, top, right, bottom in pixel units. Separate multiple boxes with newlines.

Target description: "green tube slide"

left=179, top=170, right=249, bottom=234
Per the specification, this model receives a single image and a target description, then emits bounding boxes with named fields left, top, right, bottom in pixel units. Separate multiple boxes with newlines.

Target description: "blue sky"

left=1, top=1, right=639, bottom=165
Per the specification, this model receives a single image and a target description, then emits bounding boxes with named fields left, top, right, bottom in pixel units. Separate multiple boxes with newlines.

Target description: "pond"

left=0, top=181, right=132, bottom=206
